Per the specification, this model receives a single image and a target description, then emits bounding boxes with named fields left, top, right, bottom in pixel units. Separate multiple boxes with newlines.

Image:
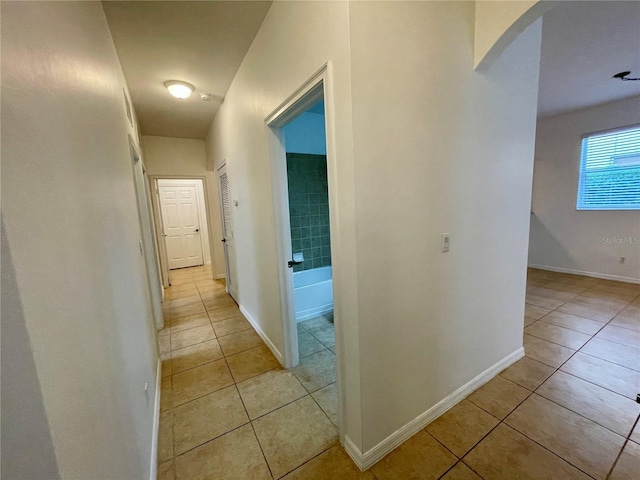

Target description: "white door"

left=217, top=165, right=239, bottom=300
left=158, top=185, right=204, bottom=269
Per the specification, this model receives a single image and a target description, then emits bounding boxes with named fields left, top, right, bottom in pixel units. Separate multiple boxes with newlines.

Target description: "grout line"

left=606, top=414, right=640, bottom=480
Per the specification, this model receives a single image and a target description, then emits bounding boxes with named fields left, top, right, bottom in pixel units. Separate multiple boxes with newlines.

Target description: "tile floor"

left=157, top=266, right=640, bottom=479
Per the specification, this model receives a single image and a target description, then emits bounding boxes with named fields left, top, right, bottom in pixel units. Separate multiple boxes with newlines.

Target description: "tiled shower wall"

left=287, top=153, right=331, bottom=272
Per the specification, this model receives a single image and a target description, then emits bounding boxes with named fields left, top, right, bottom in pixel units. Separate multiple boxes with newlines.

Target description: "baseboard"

left=296, top=305, right=334, bottom=322
left=149, top=359, right=161, bottom=480
left=344, top=347, right=525, bottom=471
left=528, top=264, right=640, bottom=284
left=239, top=305, right=284, bottom=365
left=215, top=273, right=226, bottom=280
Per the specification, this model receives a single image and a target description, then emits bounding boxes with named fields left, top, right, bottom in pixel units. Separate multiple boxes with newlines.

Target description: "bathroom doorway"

left=266, top=66, right=340, bottom=429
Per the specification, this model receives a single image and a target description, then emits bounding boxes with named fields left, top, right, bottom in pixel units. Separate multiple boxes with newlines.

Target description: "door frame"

left=128, top=136, right=164, bottom=330
left=265, top=63, right=343, bottom=432
left=149, top=175, right=216, bottom=286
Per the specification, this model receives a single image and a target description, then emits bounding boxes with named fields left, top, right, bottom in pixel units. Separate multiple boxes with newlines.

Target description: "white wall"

left=529, top=96, right=640, bottom=282
left=206, top=0, right=363, bottom=448
left=2, top=2, right=158, bottom=478
left=283, top=111, right=327, bottom=155
left=207, top=0, right=542, bottom=459
left=350, top=1, right=541, bottom=452
left=143, top=136, right=225, bottom=278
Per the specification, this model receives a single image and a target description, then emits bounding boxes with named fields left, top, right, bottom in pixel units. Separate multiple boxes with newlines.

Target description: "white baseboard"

left=344, top=347, right=525, bottom=471
left=149, top=359, right=161, bottom=480
left=528, top=264, right=640, bottom=284
left=239, top=305, right=284, bottom=365
left=215, top=273, right=226, bottom=280
left=296, top=305, right=334, bottom=322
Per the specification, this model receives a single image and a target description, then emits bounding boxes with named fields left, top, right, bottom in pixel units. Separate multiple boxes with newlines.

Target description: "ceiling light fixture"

left=164, top=80, right=194, bottom=99
left=613, top=71, right=640, bottom=81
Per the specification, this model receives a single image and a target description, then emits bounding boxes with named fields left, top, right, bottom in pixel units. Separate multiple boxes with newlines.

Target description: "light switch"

left=442, top=233, right=450, bottom=253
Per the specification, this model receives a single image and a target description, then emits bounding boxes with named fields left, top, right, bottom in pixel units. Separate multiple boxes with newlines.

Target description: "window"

left=577, top=125, right=640, bottom=210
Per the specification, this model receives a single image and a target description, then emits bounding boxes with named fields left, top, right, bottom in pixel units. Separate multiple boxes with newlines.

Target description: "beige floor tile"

left=560, top=352, right=640, bottom=400
left=311, top=382, right=338, bottom=426
left=536, top=370, right=640, bottom=437
left=169, top=313, right=211, bottom=334
left=164, top=287, right=199, bottom=301
left=171, top=339, right=224, bottom=374
left=161, top=377, right=172, bottom=412
left=524, top=334, right=576, bottom=368
left=165, top=294, right=202, bottom=310
left=205, top=303, right=242, bottom=323
left=611, top=305, right=640, bottom=332
left=198, top=288, right=228, bottom=302
left=631, top=421, right=640, bottom=444
left=158, top=410, right=174, bottom=464
left=370, top=430, right=457, bottom=480
left=524, top=321, right=592, bottom=350
left=558, top=296, right=627, bottom=323
left=236, top=369, right=307, bottom=420
left=252, top=396, right=338, bottom=479
left=581, top=338, right=640, bottom=371
left=609, top=440, right=640, bottom=480
left=293, top=349, right=336, bottom=392
left=170, top=324, right=215, bottom=351
left=161, top=355, right=172, bottom=378
left=305, top=324, right=335, bottom=348
left=499, top=356, right=556, bottom=391
left=524, top=316, right=538, bottom=327
left=171, top=359, right=234, bottom=406
left=467, top=376, right=530, bottom=419
left=464, top=423, right=591, bottom=480
left=426, top=399, right=499, bottom=457
left=541, top=311, right=604, bottom=335
left=582, top=285, right=640, bottom=304
left=204, top=296, right=237, bottom=311
left=298, top=331, right=327, bottom=358
left=505, top=394, right=625, bottom=479
left=524, top=304, right=552, bottom=320
left=170, top=302, right=206, bottom=320
left=530, top=287, right=579, bottom=302
left=440, top=462, right=482, bottom=480
left=226, top=345, right=280, bottom=382
left=525, top=293, right=564, bottom=310
left=159, top=334, right=171, bottom=356
left=543, top=281, right=590, bottom=294
left=596, top=325, right=640, bottom=349
left=158, top=460, right=175, bottom=480
left=172, top=385, right=249, bottom=455
left=281, top=445, right=375, bottom=480
left=211, top=315, right=252, bottom=337
left=174, top=424, right=270, bottom=480
left=218, top=329, right=264, bottom=357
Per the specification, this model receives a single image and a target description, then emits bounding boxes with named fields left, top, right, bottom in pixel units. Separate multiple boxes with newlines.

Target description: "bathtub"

left=293, top=266, right=334, bottom=322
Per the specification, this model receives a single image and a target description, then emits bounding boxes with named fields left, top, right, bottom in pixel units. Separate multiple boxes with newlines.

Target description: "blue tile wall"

left=287, top=153, right=331, bottom=272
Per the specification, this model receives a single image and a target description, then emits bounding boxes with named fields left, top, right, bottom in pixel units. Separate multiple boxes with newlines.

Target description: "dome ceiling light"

left=164, top=80, right=194, bottom=99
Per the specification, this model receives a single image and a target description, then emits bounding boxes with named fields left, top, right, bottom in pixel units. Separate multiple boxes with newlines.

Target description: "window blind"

left=577, top=125, right=640, bottom=210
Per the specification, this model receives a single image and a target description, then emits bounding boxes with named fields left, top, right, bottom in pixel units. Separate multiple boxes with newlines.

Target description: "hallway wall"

left=142, top=135, right=225, bottom=278
left=529, top=96, right=640, bottom=282
left=1, top=2, right=158, bottom=478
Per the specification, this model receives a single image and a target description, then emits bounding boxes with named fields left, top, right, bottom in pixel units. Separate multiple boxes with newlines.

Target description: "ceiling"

left=538, top=1, right=640, bottom=118
left=102, top=1, right=272, bottom=139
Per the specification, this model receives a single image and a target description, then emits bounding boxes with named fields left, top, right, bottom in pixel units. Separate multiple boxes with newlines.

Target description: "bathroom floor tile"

left=425, top=399, right=499, bottom=457
left=297, top=331, right=326, bottom=358
left=311, top=382, right=338, bottom=426
left=252, top=396, right=338, bottom=479
left=174, top=424, right=271, bottom=480
left=293, top=349, right=336, bottom=392
left=467, top=375, right=530, bottom=419
left=172, top=385, right=249, bottom=455
left=370, top=430, right=457, bottom=480
left=236, top=369, right=307, bottom=420
left=463, top=423, right=591, bottom=480
left=499, top=357, right=555, bottom=391
left=305, top=324, right=335, bottom=348
left=171, top=339, right=223, bottom=374
left=171, top=359, right=234, bottom=406
left=505, top=394, right=625, bottom=479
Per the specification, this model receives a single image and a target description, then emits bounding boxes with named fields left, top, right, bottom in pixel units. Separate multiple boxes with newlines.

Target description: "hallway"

left=158, top=267, right=639, bottom=479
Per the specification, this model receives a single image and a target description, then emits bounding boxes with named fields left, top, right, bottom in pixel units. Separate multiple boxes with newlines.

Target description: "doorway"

left=266, top=66, right=341, bottom=430
left=152, top=178, right=213, bottom=287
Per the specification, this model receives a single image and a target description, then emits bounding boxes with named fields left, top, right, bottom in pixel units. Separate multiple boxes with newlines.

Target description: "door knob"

left=221, top=238, right=227, bottom=243
left=194, top=229, right=200, bottom=233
